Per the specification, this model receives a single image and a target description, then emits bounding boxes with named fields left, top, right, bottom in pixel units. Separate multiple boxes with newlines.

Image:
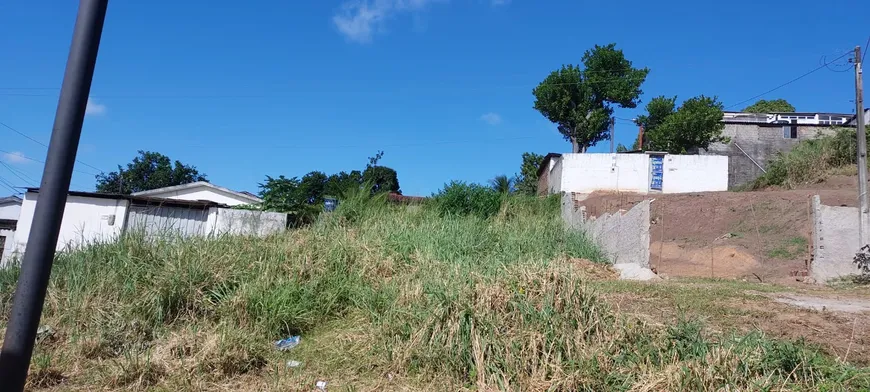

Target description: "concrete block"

left=810, top=195, right=862, bottom=283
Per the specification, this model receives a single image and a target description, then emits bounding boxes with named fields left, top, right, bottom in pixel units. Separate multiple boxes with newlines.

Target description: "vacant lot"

left=1, top=193, right=868, bottom=391
left=579, top=178, right=862, bottom=285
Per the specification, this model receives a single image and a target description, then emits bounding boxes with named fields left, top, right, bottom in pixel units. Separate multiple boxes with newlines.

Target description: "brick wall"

left=537, top=169, right=549, bottom=196
left=702, top=123, right=839, bottom=188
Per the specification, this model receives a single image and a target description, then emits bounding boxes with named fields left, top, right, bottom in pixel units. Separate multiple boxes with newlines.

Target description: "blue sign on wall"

left=650, top=156, right=663, bottom=191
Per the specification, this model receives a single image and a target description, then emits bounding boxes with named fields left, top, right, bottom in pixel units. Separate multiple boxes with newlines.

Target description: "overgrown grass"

left=0, top=193, right=867, bottom=390
left=749, top=127, right=863, bottom=189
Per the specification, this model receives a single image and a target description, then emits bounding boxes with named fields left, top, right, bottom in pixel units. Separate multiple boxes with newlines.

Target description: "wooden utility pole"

left=855, top=46, right=868, bottom=247
left=609, top=117, right=616, bottom=153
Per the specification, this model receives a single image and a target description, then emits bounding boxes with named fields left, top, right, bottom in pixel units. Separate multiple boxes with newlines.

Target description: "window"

left=783, top=120, right=798, bottom=139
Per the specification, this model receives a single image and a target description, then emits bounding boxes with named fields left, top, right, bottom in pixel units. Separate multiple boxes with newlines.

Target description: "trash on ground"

left=286, top=360, right=302, bottom=368
left=274, top=335, right=301, bottom=351
left=36, top=325, right=55, bottom=340
left=315, top=380, right=327, bottom=391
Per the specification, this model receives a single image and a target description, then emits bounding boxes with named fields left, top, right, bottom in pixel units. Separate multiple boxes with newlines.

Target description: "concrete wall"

left=562, top=193, right=650, bottom=267
left=548, top=157, right=563, bottom=194
left=211, top=208, right=287, bottom=237
left=661, top=155, right=729, bottom=193
left=810, top=195, right=862, bottom=284
left=703, top=123, right=838, bottom=188
left=15, top=192, right=129, bottom=254
left=553, top=153, right=728, bottom=195
left=144, top=187, right=254, bottom=206
left=0, top=202, right=20, bottom=220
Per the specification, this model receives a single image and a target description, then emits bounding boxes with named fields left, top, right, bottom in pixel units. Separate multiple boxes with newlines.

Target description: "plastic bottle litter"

left=315, top=380, right=327, bottom=391
left=274, top=335, right=301, bottom=351
left=286, top=360, right=302, bottom=368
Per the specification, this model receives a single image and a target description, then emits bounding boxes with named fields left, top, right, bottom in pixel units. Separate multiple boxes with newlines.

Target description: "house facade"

left=2, top=182, right=280, bottom=266
left=131, top=181, right=263, bottom=206
left=702, top=111, right=849, bottom=188
left=537, top=153, right=728, bottom=196
left=0, top=196, right=21, bottom=264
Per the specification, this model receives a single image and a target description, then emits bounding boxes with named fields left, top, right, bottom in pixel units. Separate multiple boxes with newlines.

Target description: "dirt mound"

left=653, top=242, right=758, bottom=279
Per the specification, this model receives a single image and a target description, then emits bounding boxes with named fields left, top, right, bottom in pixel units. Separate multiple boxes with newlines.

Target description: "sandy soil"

left=577, top=176, right=863, bottom=285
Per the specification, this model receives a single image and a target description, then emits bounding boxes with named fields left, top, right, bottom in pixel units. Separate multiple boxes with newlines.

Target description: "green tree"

left=489, top=175, right=514, bottom=194
left=514, top=152, right=544, bottom=196
left=743, top=99, right=795, bottom=113
left=325, top=170, right=363, bottom=198
left=616, top=144, right=629, bottom=152
left=637, top=95, right=728, bottom=154
left=533, top=44, right=649, bottom=152
left=95, top=150, right=206, bottom=194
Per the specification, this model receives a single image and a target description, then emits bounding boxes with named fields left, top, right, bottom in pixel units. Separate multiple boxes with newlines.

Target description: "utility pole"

left=609, top=117, right=616, bottom=153
left=0, top=1, right=109, bottom=390
left=855, top=45, right=868, bottom=247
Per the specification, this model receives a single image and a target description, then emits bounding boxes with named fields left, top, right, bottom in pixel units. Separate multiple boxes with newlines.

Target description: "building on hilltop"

left=701, top=110, right=856, bottom=188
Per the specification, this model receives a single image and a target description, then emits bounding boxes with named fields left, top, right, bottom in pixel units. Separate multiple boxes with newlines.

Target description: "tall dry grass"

left=0, top=191, right=866, bottom=390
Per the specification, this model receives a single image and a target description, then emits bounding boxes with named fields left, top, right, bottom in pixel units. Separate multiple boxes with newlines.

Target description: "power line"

left=0, top=149, right=99, bottom=177
left=0, top=121, right=105, bottom=173
left=725, top=50, right=853, bottom=110
left=0, top=174, right=20, bottom=194
left=863, top=35, right=870, bottom=65
left=0, top=161, right=37, bottom=187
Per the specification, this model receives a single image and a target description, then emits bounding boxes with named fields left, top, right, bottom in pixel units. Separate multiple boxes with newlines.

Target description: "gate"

left=125, top=202, right=210, bottom=239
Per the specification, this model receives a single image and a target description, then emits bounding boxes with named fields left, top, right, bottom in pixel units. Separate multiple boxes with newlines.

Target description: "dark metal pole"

left=0, top=1, right=108, bottom=390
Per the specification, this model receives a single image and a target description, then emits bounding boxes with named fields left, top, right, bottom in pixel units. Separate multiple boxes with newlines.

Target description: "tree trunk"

left=571, top=137, right=579, bottom=153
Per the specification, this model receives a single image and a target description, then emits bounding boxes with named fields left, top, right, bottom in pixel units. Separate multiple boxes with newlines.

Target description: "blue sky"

left=0, top=0, right=867, bottom=196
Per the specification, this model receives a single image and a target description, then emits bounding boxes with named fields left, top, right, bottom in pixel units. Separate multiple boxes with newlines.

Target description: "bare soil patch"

left=578, top=185, right=861, bottom=285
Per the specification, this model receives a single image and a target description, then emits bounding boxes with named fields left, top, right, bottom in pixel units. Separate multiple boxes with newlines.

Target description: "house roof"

left=847, top=108, right=870, bottom=126
left=0, top=196, right=22, bottom=206
left=131, top=181, right=263, bottom=203
left=24, top=188, right=228, bottom=208
left=536, top=153, right=563, bottom=177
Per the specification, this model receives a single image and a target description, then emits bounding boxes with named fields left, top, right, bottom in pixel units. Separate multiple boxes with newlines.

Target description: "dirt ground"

left=577, top=175, right=862, bottom=285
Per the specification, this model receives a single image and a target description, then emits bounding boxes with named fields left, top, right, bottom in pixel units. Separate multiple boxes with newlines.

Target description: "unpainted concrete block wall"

left=811, top=195, right=861, bottom=283
left=703, top=124, right=838, bottom=188
left=562, top=193, right=650, bottom=267
left=212, top=208, right=288, bottom=237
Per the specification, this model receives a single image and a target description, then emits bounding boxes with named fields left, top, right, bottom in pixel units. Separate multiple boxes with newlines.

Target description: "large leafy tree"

left=95, top=150, right=206, bottom=194
left=514, top=152, right=544, bottom=196
left=533, top=44, right=649, bottom=152
left=637, top=95, right=728, bottom=154
left=743, top=99, right=795, bottom=113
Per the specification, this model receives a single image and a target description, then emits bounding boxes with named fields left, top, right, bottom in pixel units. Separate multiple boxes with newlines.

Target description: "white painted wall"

left=142, top=187, right=254, bottom=206
left=0, top=202, right=20, bottom=220
left=559, top=154, right=650, bottom=194
left=661, top=155, right=729, bottom=194
left=15, top=192, right=129, bottom=253
left=554, top=153, right=728, bottom=195
left=211, top=208, right=287, bottom=237
left=1, top=201, right=22, bottom=264
left=548, top=157, right=563, bottom=194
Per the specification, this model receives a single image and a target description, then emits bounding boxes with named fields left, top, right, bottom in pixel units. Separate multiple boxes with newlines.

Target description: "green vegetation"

left=744, top=98, right=796, bottom=113
left=767, top=236, right=809, bottom=260
left=749, top=128, right=862, bottom=189
left=514, top=152, right=544, bottom=196
left=635, top=95, right=728, bottom=153
left=1, top=191, right=867, bottom=390
left=96, top=150, right=207, bottom=194
left=533, top=44, right=649, bottom=152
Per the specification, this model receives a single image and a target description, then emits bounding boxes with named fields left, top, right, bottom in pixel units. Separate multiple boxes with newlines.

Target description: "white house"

left=131, top=181, right=262, bottom=206
left=0, top=196, right=22, bottom=264
left=3, top=183, right=280, bottom=266
left=537, top=152, right=729, bottom=196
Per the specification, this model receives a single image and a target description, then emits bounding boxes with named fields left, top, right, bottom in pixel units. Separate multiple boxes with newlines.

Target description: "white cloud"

left=491, top=0, right=510, bottom=5
left=1, top=151, right=29, bottom=165
left=85, top=98, right=106, bottom=116
left=480, top=112, right=502, bottom=125
left=333, top=0, right=445, bottom=43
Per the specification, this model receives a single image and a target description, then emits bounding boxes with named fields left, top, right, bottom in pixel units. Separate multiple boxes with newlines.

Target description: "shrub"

left=431, top=181, right=504, bottom=219
left=750, top=128, right=864, bottom=189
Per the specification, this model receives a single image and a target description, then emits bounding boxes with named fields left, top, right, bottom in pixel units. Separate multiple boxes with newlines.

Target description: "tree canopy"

left=95, top=150, right=207, bottom=194
left=636, top=95, right=728, bottom=154
left=514, top=152, right=544, bottom=196
left=489, top=175, right=514, bottom=194
left=533, top=44, right=649, bottom=152
left=257, top=152, right=401, bottom=223
left=743, top=99, right=795, bottom=113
